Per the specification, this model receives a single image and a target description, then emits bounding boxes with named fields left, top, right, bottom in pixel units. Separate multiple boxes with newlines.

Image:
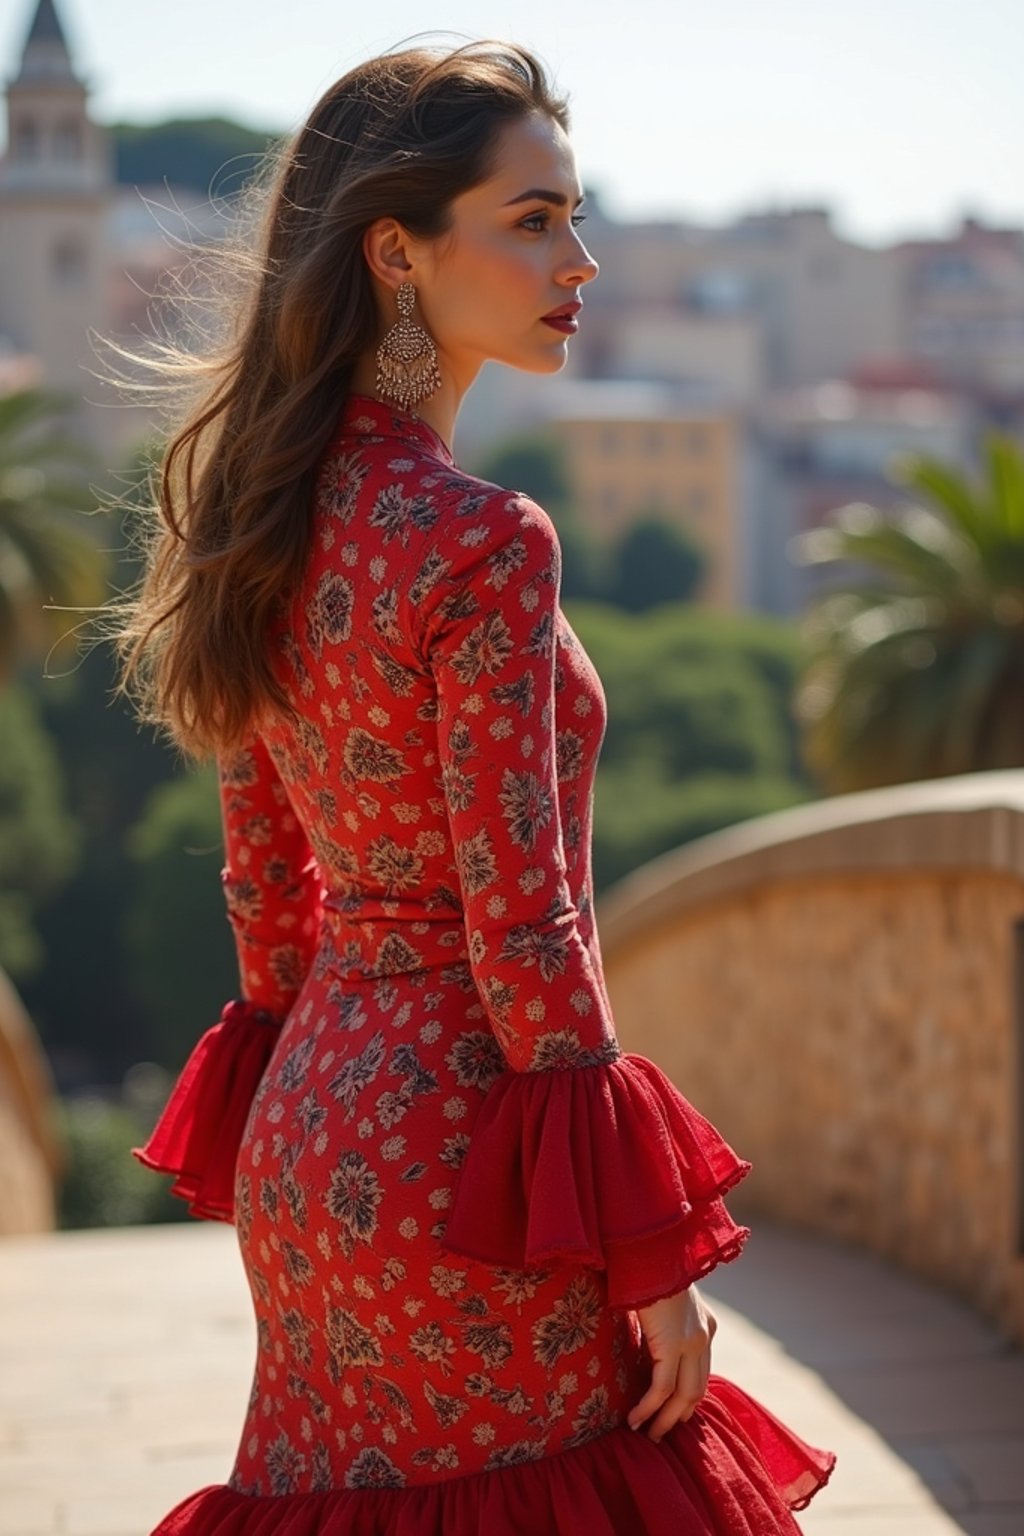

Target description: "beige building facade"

left=0, top=0, right=117, bottom=454
left=576, top=203, right=906, bottom=399
left=549, top=388, right=742, bottom=608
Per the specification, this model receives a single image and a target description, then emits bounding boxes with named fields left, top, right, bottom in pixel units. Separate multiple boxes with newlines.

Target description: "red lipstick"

left=541, top=300, right=582, bottom=334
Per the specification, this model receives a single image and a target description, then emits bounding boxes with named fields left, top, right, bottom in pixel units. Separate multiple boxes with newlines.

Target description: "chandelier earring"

left=375, top=280, right=443, bottom=413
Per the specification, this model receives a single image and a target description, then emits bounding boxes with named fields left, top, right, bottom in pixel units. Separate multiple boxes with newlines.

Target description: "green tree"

left=0, top=687, right=79, bottom=977
left=0, top=387, right=107, bottom=680
left=592, top=762, right=809, bottom=890
left=471, top=431, right=605, bottom=598
left=604, top=513, right=708, bottom=611
left=110, top=116, right=282, bottom=197
left=0, top=388, right=105, bottom=999
left=791, top=431, right=1024, bottom=792
left=57, top=1094, right=186, bottom=1227
left=18, top=437, right=181, bottom=1080
left=472, top=431, right=571, bottom=512
left=123, top=765, right=237, bottom=1069
left=566, top=600, right=815, bottom=889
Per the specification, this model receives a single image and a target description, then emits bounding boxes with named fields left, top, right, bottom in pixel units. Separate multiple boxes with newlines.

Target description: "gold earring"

left=375, top=281, right=442, bottom=412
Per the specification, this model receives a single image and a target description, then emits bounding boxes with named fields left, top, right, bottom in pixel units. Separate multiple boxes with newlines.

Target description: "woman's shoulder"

left=422, top=468, right=561, bottom=591
left=429, top=456, right=557, bottom=542
left=317, top=400, right=561, bottom=581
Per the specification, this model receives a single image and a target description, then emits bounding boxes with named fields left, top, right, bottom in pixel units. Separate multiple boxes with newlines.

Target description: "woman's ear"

left=362, top=218, right=415, bottom=294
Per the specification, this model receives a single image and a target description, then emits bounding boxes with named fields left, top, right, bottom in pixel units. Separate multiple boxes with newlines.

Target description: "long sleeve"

left=415, top=488, right=618, bottom=1074
left=218, top=732, right=325, bottom=1017
left=414, top=488, right=754, bottom=1310
left=132, top=732, right=324, bottom=1220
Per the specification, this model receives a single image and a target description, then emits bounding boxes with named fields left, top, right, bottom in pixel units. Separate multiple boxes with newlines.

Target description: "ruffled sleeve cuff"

left=131, top=998, right=280, bottom=1222
left=440, top=1052, right=754, bottom=1311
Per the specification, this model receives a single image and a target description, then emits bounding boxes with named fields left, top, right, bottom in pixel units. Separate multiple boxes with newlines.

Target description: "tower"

left=0, top=0, right=114, bottom=449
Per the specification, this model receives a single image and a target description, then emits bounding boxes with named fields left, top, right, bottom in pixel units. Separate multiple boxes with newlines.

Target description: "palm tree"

left=0, top=387, right=108, bottom=683
left=790, top=429, right=1024, bottom=792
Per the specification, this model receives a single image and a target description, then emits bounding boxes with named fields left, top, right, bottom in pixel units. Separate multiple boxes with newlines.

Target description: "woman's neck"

left=347, top=353, right=478, bottom=460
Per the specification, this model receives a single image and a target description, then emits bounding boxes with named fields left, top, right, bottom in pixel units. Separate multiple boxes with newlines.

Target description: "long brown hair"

left=105, top=38, right=569, bottom=762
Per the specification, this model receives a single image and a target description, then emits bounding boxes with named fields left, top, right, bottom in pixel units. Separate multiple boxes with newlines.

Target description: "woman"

left=114, top=37, right=836, bottom=1534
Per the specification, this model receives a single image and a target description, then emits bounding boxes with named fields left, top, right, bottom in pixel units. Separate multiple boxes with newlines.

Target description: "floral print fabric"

left=148, top=392, right=836, bottom=1521
left=221, top=394, right=651, bottom=1493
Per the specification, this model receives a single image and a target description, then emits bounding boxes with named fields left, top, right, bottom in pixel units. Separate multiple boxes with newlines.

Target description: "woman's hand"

left=627, top=1283, right=717, bottom=1441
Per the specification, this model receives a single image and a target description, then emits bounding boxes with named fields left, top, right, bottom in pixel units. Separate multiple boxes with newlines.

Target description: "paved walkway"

left=0, top=1219, right=1021, bottom=1535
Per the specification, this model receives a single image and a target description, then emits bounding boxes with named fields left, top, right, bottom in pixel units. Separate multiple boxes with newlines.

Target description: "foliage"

left=56, top=1093, right=187, bottom=1228
left=13, top=435, right=185, bottom=1079
left=471, top=432, right=572, bottom=513
left=0, top=686, right=79, bottom=977
left=605, top=514, right=708, bottom=611
left=0, top=388, right=108, bottom=682
left=593, top=763, right=808, bottom=890
left=109, top=116, right=282, bottom=198
left=470, top=431, right=606, bottom=598
left=565, top=599, right=815, bottom=890
left=123, top=765, right=238, bottom=1068
left=791, top=430, right=1024, bottom=791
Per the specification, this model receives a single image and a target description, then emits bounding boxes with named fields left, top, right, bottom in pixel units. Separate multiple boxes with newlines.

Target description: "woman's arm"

left=132, top=732, right=324, bottom=1219
left=218, top=733, right=324, bottom=1017
left=414, top=486, right=753, bottom=1310
left=416, top=487, right=617, bottom=1071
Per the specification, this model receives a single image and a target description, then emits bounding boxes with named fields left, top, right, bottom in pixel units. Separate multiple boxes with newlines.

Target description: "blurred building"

left=461, top=195, right=1023, bottom=617
left=894, top=217, right=1024, bottom=395
left=753, top=377, right=978, bottom=612
left=0, top=0, right=118, bottom=452
left=0, top=0, right=219, bottom=463
left=572, top=201, right=905, bottom=399
left=542, top=380, right=744, bottom=610
left=4, top=2, right=1022, bottom=609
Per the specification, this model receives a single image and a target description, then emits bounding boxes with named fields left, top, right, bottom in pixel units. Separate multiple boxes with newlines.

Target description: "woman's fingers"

left=627, top=1353, right=681, bottom=1431
left=628, top=1345, right=711, bottom=1436
left=645, top=1349, right=709, bottom=1442
left=630, top=1285, right=717, bottom=1438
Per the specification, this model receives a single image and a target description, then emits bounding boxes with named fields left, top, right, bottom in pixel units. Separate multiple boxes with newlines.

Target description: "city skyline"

left=0, top=0, right=1019, bottom=250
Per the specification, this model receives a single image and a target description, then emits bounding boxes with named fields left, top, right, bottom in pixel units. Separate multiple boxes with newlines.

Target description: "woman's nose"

left=570, top=243, right=599, bottom=285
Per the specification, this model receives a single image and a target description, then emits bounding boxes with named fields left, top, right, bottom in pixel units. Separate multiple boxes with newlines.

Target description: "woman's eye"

left=521, top=212, right=588, bottom=232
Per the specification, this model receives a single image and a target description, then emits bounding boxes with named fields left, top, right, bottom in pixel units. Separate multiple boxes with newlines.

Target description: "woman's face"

left=406, top=112, right=599, bottom=387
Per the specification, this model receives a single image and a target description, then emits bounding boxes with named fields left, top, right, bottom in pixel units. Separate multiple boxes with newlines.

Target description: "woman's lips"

left=541, top=315, right=579, bottom=333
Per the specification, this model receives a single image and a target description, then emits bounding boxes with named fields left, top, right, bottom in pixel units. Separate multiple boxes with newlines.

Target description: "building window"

left=686, top=426, right=707, bottom=456
left=15, top=118, right=39, bottom=160
left=54, top=119, right=82, bottom=162
left=601, top=426, right=618, bottom=455
left=53, top=237, right=88, bottom=288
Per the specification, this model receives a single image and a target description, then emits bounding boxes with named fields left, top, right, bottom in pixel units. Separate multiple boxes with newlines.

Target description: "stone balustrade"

left=596, top=769, right=1024, bottom=1345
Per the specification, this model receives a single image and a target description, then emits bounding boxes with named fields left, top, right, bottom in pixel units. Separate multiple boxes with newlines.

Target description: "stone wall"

left=0, top=967, right=61, bottom=1233
left=596, top=769, right=1024, bottom=1345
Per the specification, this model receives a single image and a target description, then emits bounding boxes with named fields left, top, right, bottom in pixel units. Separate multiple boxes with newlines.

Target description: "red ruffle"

left=441, top=1053, right=754, bottom=1310
left=145, top=1376, right=835, bottom=1533
left=131, top=998, right=280, bottom=1221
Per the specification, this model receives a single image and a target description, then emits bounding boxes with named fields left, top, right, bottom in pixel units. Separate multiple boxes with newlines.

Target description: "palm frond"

left=887, top=450, right=997, bottom=555
left=0, top=388, right=109, bottom=673
left=982, top=431, right=1024, bottom=540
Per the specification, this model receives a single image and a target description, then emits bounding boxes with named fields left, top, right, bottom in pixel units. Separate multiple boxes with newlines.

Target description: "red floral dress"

left=134, top=392, right=836, bottom=1534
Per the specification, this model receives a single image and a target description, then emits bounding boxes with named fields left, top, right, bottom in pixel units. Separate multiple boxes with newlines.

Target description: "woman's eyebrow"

left=502, top=188, right=586, bottom=208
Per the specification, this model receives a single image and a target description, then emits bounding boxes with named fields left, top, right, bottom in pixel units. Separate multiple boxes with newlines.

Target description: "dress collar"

left=335, top=392, right=455, bottom=467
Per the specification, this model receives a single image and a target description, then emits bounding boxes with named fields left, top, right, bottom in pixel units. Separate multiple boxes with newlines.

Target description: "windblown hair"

left=105, top=37, right=569, bottom=762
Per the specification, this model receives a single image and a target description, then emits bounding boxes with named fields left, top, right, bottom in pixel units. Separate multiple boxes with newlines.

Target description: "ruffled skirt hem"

left=147, top=1374, right=836, bottom=1534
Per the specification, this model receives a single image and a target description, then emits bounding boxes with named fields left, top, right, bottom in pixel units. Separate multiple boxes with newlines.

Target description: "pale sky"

left=2, top=0, right=1020, bottom=249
